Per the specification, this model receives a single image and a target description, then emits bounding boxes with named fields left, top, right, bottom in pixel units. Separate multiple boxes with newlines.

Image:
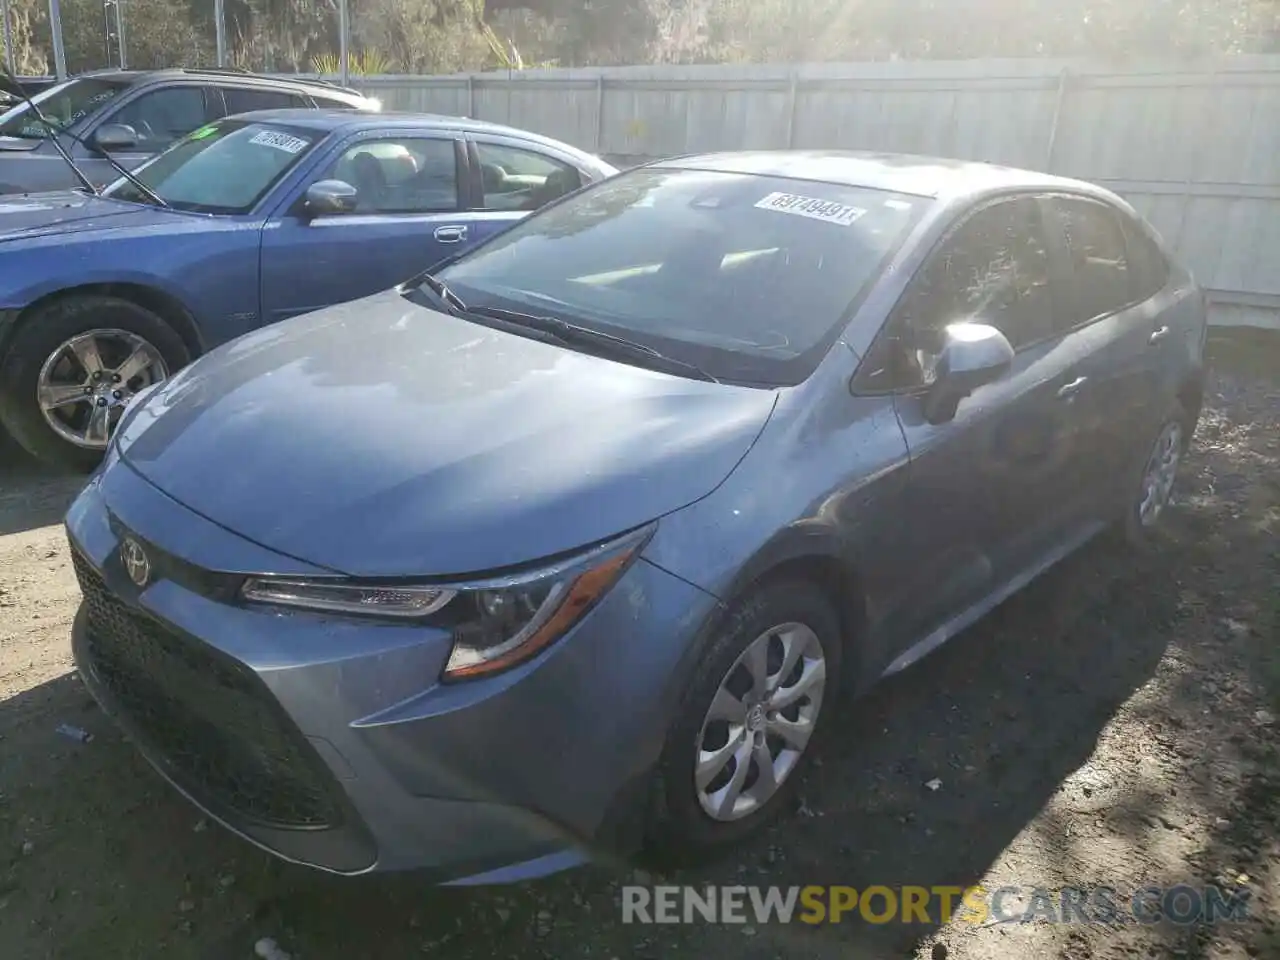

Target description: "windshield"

left=103, top=119, right=321, bottom=214
left=0, top=77, right=129, bottom=139
left=436, top=167, right=926, bottom=385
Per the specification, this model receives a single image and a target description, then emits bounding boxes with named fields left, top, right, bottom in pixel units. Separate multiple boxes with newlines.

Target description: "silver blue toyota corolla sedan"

left=65, top=151, right=1207, bottom=883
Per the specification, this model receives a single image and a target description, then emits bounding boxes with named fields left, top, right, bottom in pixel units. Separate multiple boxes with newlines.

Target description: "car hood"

left=116, top=289, right=778, bottom=578
left=0, top=191, right=171, bottom=241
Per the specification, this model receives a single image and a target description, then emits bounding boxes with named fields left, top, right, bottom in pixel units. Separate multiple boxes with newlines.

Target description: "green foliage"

left=312, top=49, right=392, bottom=76
left=3, top=0, right=1278, bottom=80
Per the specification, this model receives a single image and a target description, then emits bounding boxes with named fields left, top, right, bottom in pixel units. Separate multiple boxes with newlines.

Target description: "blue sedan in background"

left=0, top=109, right=616, bottom=469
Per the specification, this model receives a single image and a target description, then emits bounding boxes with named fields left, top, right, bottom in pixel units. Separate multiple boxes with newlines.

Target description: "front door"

left=80, top=85, right=215, bottom=186
left=259, top=132, right=470, bottom=324
left=871, top=194, right=1094, bottom=661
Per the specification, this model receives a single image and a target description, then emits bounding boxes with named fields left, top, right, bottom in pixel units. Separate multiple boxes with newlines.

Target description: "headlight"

left=240, top=526, right=651, bottom=681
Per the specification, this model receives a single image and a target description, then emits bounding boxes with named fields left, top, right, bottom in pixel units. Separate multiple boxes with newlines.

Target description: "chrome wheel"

left=1137, top=420, right=1184, bottom=528
left=694, top=622, right=827, bottom=822
left=36, top=329, right=168, bottom=450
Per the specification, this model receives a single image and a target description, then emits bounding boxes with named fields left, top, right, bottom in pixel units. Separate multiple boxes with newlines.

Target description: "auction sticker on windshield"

left=248, top=130, right=311, bottom=154
left=754, top=192, right=867, bottom=227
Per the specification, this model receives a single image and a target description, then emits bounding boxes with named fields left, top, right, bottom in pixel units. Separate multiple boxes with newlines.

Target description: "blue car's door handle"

left=434, top=225, right=468, bottom=243
left=1056, top=375, right=1088, bottom=399
left=1148, top=325, right=1170, bottom=344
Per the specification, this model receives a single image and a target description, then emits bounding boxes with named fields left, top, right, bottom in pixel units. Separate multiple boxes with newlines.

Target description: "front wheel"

left=0, top=296, right=188, bottom=472
left=646, top=579, right=842, bottom=858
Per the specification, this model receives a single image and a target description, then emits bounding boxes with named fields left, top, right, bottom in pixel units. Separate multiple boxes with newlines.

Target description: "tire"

left=0, top=295, right=189, bottom=473
left=1120, top=400, right=1188, bottom=551
left=645, top=578, right=843, bottom=860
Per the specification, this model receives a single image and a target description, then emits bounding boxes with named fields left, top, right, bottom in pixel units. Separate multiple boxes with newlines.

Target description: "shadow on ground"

left=0, top=433, right=86, bottom=537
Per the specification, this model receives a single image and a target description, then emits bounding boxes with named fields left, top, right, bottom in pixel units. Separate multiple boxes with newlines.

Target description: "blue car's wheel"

left=645, top=578, right=843, bottom=859
left=0, top=294, right=189, bottom=472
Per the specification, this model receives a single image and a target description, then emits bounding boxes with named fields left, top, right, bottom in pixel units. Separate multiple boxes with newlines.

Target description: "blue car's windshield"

left=0, top=77, right=130, bottom=139
left=436, top=166, right=926, bottom=385
left=103, top=119, right=322, bottom=214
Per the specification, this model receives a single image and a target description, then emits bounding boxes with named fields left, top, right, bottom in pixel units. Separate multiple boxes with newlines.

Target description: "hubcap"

left=1137, top=420, right=1184, bottom=527
left=694, top=622, right=827, bottom=822
left=36, top=329, right=168, bottom=450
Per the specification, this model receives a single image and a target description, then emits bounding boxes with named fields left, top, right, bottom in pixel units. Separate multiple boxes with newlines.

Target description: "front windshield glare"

left=0, top=78, right=127, bottom=138
left=104, top=120, right=319, bottom=214
left=438, top=167, right=924, bottom=385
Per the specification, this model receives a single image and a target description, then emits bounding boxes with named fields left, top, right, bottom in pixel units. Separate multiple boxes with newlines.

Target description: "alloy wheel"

left=1137, top=419, right=1184, bottom=528
left=694, top=622, right=827, bottom=822
left=36, top=329, right=169, bottom=450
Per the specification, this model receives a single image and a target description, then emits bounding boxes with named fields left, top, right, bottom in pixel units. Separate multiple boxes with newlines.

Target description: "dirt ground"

left=1, top=332, right=1277, bottom=960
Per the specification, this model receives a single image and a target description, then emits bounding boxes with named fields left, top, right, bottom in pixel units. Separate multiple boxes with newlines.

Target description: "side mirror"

left=304, top=179, right=359, bottom=218
left=922, top=321, right=1014, bottom=424
left=93, top=123, right=138, bottom=152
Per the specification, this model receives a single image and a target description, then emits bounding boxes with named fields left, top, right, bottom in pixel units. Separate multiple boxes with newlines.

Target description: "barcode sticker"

left=754, top=192, right=866, bottom=226
left=248, top=130, right=311, bottom=154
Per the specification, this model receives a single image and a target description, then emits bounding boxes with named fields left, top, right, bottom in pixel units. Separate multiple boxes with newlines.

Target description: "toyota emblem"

left=120, top=537, right=151, bottom=587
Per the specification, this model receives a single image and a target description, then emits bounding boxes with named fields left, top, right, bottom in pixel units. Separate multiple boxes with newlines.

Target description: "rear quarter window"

left=1123, top=218, right=1172, bottom=302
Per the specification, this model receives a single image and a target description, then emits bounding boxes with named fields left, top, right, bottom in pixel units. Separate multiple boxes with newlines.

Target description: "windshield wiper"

left=0, top=64, right=167, bottom=207
left=466, top=304, right=720, bottom=383
left=414, top=271, right=468, bottom=315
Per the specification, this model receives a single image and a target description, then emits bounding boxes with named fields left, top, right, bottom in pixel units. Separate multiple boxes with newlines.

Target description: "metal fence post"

left=214, top=0, right=226, bottom=67
left=594, top=75, right=604, bottom=152
left=338, top=0, right=349, bottom=87
left=1, top=0, right=12, bottom=74
left=785, top=70, right=798, bottom=148
left=114, top=0, right=127, bottom=68
left=48, top=0, right=67, bottom=79
left=1043, top=67, right=1069, bottom=172
left=466, top=73, right=474, bottom=116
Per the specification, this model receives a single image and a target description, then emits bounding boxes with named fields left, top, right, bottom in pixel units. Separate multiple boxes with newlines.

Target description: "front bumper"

left=65, top=459, right=718, bottom=880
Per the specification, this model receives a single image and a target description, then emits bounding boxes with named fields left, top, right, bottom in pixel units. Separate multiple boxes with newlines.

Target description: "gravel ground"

left=0, top=331, right=1277, bottom=960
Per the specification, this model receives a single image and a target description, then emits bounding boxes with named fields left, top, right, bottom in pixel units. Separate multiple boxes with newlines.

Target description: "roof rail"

left=181, top=67, right=253, bottom=77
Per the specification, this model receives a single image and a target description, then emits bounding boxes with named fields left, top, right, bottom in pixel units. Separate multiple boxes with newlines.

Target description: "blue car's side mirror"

left=304, top=179, right=359, bottom=218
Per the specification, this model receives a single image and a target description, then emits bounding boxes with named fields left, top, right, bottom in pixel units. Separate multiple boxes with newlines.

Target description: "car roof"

left=657, top=150, right=1108, bottom=202
left=230, top=108, right=584, bottom=143
left=71, top=68, right=370, bottom=101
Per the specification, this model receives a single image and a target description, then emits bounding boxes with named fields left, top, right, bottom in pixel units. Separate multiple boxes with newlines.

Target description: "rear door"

left=866, top=194, right=1095, bottom=658
left=258, top=129, right=468, bottom=324
left=1038, top=194, right=1175, bottom=517
left=212, top=86, right=312, bottom=118
left=460, top=134, right=595, bottom=247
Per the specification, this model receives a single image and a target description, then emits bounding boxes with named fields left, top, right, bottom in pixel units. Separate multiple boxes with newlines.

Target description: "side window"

left=222, top=88, right=308, bottom=116
left=324, top=138, right=459, bottom=214
left=474, top=142, right=581, bottom=212
left=1051, top=198, right=1133, bottom=324
left=889, top=197, right=1054, bottom=387
left=108, top=87, right=207, bottom=150
left=1122, top=218, right=1171, bottom=302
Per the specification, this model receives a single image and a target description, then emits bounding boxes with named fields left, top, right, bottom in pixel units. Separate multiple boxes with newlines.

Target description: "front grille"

left=73, top=550, right=344, bottom=830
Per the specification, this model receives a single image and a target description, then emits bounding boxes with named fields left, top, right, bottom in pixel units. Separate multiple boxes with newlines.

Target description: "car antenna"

left=0, top=65, right=169, bottom=207
left=0, top=63, right=100, bottom=195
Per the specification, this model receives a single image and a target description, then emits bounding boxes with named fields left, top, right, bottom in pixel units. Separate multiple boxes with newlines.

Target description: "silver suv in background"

left=0, top=68, right=379, bottom=194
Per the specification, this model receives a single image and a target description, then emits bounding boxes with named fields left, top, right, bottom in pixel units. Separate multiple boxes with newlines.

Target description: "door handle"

left=1056, top=375, right=1088, bottom=399
left=434, top=224, right=468, bottom=243
left=1148, top=325, right=1170, bottom=344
